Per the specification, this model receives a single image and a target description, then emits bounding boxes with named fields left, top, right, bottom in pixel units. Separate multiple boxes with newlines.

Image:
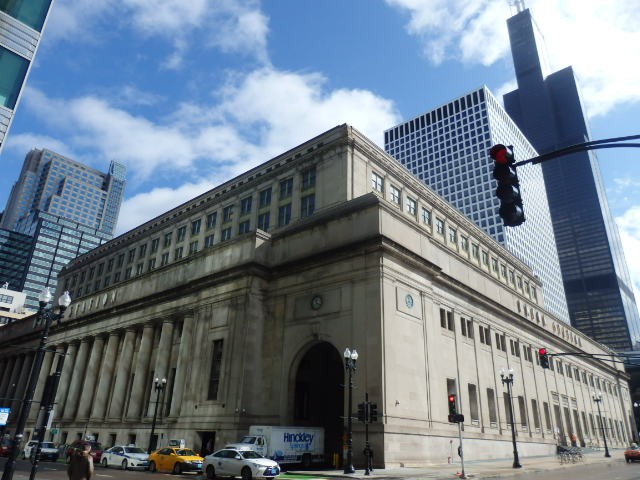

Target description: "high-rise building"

left=1, top=148, right=126, bottom=236
left=0, top=0, right=55, bottom=153
left=384, top=86, right=570, bottom=323
left=503, top=7, right=640, bottom=351
left=0, top=149, right=125, bottom=308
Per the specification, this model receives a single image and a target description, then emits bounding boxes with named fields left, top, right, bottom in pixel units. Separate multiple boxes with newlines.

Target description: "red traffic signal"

left=490, top=144, right=525, bottom=227
left=538, top=348, right=550, bottom=369
left=448, top=394, right=457, bottom=415
left=489, top=144, right=513, bottom=165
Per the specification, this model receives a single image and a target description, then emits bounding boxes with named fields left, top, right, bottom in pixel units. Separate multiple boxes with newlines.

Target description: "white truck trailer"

left=226, top=425, right=324, bottom=467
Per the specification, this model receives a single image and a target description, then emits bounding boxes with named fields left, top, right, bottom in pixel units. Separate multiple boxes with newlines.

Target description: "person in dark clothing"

left=67, top=443, right=94, bottom=480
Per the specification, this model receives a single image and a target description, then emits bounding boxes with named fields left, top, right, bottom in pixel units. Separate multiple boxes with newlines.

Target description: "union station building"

left=0, top=125, right=633, bottom=466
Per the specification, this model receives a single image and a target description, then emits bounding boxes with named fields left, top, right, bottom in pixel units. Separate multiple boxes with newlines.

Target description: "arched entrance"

left=294, top=342, right=344, bottom=466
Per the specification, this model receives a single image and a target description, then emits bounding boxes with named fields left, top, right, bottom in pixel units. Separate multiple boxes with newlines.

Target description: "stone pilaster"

left=126, top=323, right=155, bottom=419
left=90, top=331, right=120, bottom=420
left=63, top=339, right=90, bottom=420
left=28, top=348, right=55, bottom=422
left=0, top=356, right=16, bottom=399
left=108, top=328, right=136, bottom=420
left=169, top=313, right=194, bottom=417
left=76, top=335, right=106, bottom=420
left=55, top=342, right=78, bottom=418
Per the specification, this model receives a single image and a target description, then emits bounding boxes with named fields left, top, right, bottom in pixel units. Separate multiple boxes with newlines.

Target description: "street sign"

left=0, top=407, right=10, bottom=426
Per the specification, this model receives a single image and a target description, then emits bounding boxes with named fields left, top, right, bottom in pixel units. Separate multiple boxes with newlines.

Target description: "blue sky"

left=2, top=0, right=640, bottom=295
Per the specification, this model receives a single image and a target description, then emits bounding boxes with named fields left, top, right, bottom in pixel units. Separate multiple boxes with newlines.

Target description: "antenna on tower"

left=508, top=0, right=526, bottom=13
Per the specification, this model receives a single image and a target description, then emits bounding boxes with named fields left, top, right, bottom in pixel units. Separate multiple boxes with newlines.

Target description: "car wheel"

left=206, top=465, right=216, bottom=479
left=626, top=456, right=631, bottom=463
left=102, top=458, right=108, bottom=468
left=173, top=462, right=183, bottom=474
left=149, top=460, right=157, bottom=472
left=122, top=459, right=128, bottom=470
left=241, top=466, right=253, bottom=480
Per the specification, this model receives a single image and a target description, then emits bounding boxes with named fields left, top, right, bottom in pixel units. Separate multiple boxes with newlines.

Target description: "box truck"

left=226, top=426, right=324, bottom=467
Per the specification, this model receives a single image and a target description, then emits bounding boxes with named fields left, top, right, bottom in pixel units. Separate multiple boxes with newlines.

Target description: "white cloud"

left=4, top=133, right=72, bottom=159
left=616, top=206, right=640, bottom=301
left=384, top=0, right=640, bottom=117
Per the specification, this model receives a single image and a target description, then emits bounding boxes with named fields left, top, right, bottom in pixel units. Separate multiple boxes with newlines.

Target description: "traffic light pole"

left=457, top=422, right=466, bottom=479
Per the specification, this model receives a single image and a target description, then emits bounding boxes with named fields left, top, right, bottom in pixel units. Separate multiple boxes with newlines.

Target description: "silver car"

left=22, top=441, right=59, bottom=462
left=204, top=448, right=280, bottom=480
left=101, top=445, right=149, bottom=470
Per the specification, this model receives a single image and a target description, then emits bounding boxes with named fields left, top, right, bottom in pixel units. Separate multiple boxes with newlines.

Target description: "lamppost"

left=1, top=288, right=71, bottom=480
left=148, top=377, right=167, bottom=454
left=500, top=368, right=522, bottom=469
left=592, top=391, right=611, bottom=457
left=343, top=348, right=358, bottom=474
left=633, top=401, right=640, bottom=443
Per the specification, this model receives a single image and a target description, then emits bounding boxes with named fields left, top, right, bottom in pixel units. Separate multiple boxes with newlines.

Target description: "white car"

left=100, top=445, right=149, bottom=470
left=204, top=448, right=280, bottom=480
left=22, top=441, right=59, bottom=461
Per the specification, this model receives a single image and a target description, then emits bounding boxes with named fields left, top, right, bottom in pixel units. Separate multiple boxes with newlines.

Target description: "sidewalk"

left=286, top=449, right=621, bottom=479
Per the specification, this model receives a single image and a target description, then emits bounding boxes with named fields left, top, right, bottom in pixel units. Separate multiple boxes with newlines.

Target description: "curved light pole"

left=148, top=377, right=167, bottom=454
left=500, top=368, right=522, bottom=469
left=343, top=348, right=358, bottom=474
left=592, top=391, right=611, bottom=457
left=1, top=288, right=71, bottom=480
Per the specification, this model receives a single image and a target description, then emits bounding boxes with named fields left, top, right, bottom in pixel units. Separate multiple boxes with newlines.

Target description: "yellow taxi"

left=148, top=447, right=204, bottom=474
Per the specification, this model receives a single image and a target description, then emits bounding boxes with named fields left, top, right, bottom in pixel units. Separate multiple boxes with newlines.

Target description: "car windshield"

left=41, top=442, right=55, bottom=448
left=240, top=436, right=257, bottom=444
left=241, top=451, right=264, bottom=459
left=177, top=449, right=197, bottom=456
left=124, top=447, right=146, bottom=454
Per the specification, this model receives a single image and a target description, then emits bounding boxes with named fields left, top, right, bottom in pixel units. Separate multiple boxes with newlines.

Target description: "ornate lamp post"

left=148, top=377, right=167, bottom=454
left=592, top=391, right=611, bottom=457
left=633, top=401, right=640, bottom=443
left=343, top=348, right=358, bottom=474
left=1, top=288, right=71, bottom=480
left=500, top=368, right=522, bottom=469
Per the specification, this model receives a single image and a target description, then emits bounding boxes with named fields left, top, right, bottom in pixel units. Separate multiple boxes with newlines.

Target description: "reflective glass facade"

left=504, top=8, right=640, bottom=351
left=384, top=87, right=570, bottom=323
left=0, top=228, right=31, bottom=289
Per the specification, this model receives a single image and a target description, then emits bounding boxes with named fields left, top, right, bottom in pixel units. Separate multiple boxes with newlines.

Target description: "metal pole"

left=507, top=380, right=522, bottom=468
left=457, top=421, right=466, bottom=479
left=595, top=398, right=611, bottom=457
left=148, top=386, right=161, bottom=454
left=343, top=363, right=355, bottom=474
left=364, top=393, right=370, bottom=476
left=1, top=306, right=53, bottom=480
left=29, top=353, right=65, bottom=480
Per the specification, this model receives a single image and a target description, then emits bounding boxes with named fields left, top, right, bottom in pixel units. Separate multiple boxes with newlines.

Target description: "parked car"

left=22, top=441, right=59, bottom=461
left=65, top=440, right=104, bottom=463
left=625, top=446, right=640, bottom=462
left=148, top=447, right=203, bottom=474
left=0, top=437, right=13, bottom=457
left=101, top=445, right=149, bottom=470
left=203, top=448, right=281, bottom=480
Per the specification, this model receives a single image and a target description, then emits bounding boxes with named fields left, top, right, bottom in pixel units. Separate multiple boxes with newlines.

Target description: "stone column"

left=28, top=348, right=55, bottom=422
left=10, top=354, right=33, bottom=422
left=149, top=319, right=174, bottom=416
left=0, top=356, right=16, bottom=399
left=90, top=331, right=120, bottom=420
left=55, top=342, right=78, bottom=417
left=108, top=328, right=136, bottom=420
left=4, top=355, right=23, bottom=405
left=169, top=313, right=194, bottom=417
left=76, top=335, right=106, bottom=420
left=126, top=323, right=155, bottom=419
left=63, top=338, right=91, bottom=420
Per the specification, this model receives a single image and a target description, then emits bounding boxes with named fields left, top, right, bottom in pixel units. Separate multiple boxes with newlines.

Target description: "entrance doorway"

left=197, top=431, right=216, bottom=457
left=293, top=342, right=344, bottom=466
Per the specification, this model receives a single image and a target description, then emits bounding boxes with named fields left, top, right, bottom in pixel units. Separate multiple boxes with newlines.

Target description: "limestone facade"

left=0, top=125, right=632, bottom=466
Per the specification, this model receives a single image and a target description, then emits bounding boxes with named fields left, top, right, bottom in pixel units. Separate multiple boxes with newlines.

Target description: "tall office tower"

left=0, top=0, right=55, bottom=153
left=384, top=86, right=570, bottom=323
left=1, top=148, right=126, bottom=236
left=503, top=7, right=640, bottom=351
left=0, top=149, right=125, bottom=308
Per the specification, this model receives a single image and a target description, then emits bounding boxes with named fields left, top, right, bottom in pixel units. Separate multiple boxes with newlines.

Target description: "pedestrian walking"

left=67, top=442, right=94, bottom=480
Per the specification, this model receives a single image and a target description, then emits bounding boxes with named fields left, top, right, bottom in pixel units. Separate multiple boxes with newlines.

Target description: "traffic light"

left=490, top=144, right=526, bottom=227
left=357, top=402, right=366, bottom=422
left=369, top=403, right=378, bottom=422
left=448, top=394, right=457, bottom=415
left=538, top=348, right=550, bottom=369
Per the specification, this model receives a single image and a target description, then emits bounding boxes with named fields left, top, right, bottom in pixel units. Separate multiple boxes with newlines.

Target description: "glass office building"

left=384, top=86, right=570, bottom=323
left=0, top=0, right=55, bottom=153
left=0, top=228, right=31, bottom=290
left=503, top=8, right=640, bottom=351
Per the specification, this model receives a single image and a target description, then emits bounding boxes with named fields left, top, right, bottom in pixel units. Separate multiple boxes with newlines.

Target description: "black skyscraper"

left=503, top=7, right=640, bottom=351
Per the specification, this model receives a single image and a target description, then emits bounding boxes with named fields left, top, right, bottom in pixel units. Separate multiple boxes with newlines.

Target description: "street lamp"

left=592, top=391, right=611, bottom=458
left=1, top=288, right=71, bottom=480
left=500, top=368, right=522, bottom=469
left=633, top=401, right=640, bottom=443
left=343, top=348, right=358, bottom=474
left=148, top=377, right=167, bottom=454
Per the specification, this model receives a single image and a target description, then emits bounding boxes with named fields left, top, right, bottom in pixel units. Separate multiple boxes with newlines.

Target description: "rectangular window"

left=495, top=333, right=506, bottom=352
left=390, top=185, right=401, bottom=205
left=204, top=234, right=215, bottom=248
left=135, top=263, right=144, bottom=276
left=301, top=194, right=315, bottom=217
left=191, top=218, right=202, bottom=235
left=127, top=249, right=135, bottom=264
left=258, top=212, right=270, bottom=231
left=531, top=399, right=541, bottom=431
left=487, top=388, right=497, bottom=426
left=240, top=196, right=252, bottom=215
left=503, top=392, right=513, bottom=426
left=448, top=227, right=457, bottom=243
left=223, top=205, right=234, bottom=222
left=371, top=172, right=384, bottom=193
left=302, top=167, right=316, bottom=190
left=460, top=235, right=469, bottom=251
left=114, top=272, right=121, bottom=283
left=510, top=339, right=520, bottom=357
left=124, top=267, right=132, bottom=280
left=543, top=402, right=552, bottom=430
left=491, top=258, right=498, bottom=273
left=117, top=253, right=125, bottom=268
left=436, top=218, right=445, bottom=235
left=189, top=240, right=199, bottom=255
left=406, top=197, right=417, bottom=215
left=279, top=178, right=293, bottom=199
left=0, top=46, right=29, bottom=109
left=221, top=227, right=232, bottom=241
left=148, top=258, right=156, bottom=270
left=107, top=258, right=114, bottom=272
left=518, top=396, right=527, bottom=430
left=139, top=244, right=147, bottom=257
left=207, top=339, right=224, bottom=400
left=176, top=226, right=186, bottom=242
left=174, top=246, right=184, bottom=259
left=206, top=212, right=217, bottom=230
left=472, top=244, right=479, bottom=259
left=150, top=238, right=159, bottom=253
left=422, top=207, right=431, bottom=225
left=482, top=251, right=489, bottom=265
left=468, top=384, right=479, bottom=423
left=164, top=232, right=172, bottom=248
left=259, top=188, right=272, bottom=208
left=238, top=220, right=251, bottom=234
left=460, top=317, right=473, bottom=339
left=278, top=204, right=292, bottom=226
left=161, top=252, right=169, bottom=266
left=439, top=308, right=454, bottom=332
